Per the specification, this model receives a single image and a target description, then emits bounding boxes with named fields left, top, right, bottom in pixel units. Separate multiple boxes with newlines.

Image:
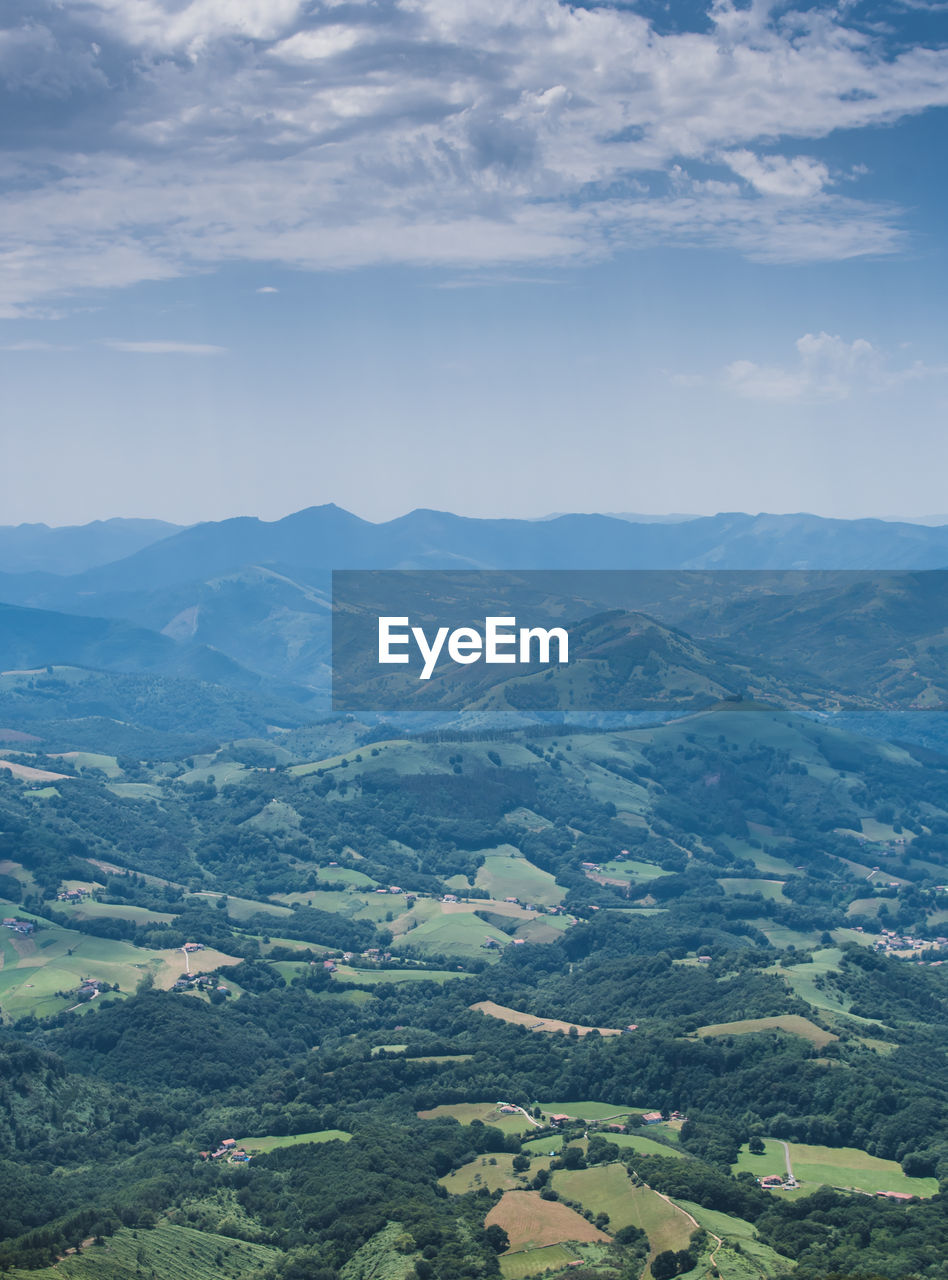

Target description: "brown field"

left=694, top=1014, right=837, bottom=1048
left=0, top=759, right=72, bottom=782
left=485, top=1190, right=610, bottom=1252
left=471, top=1000, right=623, bottom=1036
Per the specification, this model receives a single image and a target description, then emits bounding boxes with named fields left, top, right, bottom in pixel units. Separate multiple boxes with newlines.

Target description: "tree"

left=651, top=1251, right=680, bottom=1280
left=749, top=1136, right=765, bottom=1155
left=484, top=1224, right=509, bottom=1254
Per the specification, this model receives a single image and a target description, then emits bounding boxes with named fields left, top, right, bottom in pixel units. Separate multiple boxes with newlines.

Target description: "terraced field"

left=5, top=1222, right=280, bottom=1280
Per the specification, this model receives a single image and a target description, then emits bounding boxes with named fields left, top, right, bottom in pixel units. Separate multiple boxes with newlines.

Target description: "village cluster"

left=198, top=1138, right=251, bottom=1163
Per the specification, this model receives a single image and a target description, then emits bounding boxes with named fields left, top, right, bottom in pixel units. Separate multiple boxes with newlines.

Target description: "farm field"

left=4, top=1222, right=281, bottom=1280
left=694, top=1015, right=837, bottom=1048
left=332, top=965, right=465, bottom=984
left=732, top=1139, right=938, bottom=1197
left=485, top=1189, right=610, bottom=1252
left=552, top=1165, right=696, bottom=1257
left=50, top=751, right=123, bottom=777
left=594, top=858, right=664, bottom=883
left=417, top=1102, right=537, bottom=1135
left=53, top=898, right=177, bottom=926
left=471, top=1000, right=624, bottom=1036
left=235, top=1129, right=351, bottom=1152
left=191, top=893, right=293, bottom=922
left=750, top=919, right=820, bottom=950
left=540, top=1100, right=639, bottom=1122
left=390, top=912, right=510, bottom=958
left=473, top=847, right=565, bottom=906
left=609, top=1133, right=686, bottom=1159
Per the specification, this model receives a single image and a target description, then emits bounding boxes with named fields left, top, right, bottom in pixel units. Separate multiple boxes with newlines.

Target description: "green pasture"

left=750, top=919, right=820, bottom=950
left=540, top=1100, right=637, bottom=1121
left=107, top=782, right=164, bottom=800
left=54, top=899, right=176, bottom=926
left=236, top=1129, right=351, bottom=1152
left=51, top=751, right=122, bottom=778
left=332, top=965, right=464, bottom=984
left=609, top=1132, right=686, bottom=1158
left=596, top=858, right=664, bottom=882
left=498, top=1243, right=607, bottom=1280
left=417, top=1103, right=538, bottom=1135
left=473, top=847, right=565, bottom=906
left=390, top=911, right=509, bottom=959
left=733, top=1139, right=937, bottom=1197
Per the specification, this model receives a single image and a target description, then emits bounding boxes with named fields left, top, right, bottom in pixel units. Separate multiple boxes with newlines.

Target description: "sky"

left=1, top=0, right=947, bottom=527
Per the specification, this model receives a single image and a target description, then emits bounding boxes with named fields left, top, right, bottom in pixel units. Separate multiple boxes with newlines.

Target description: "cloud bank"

left=2, top=0, right=948, bottom=314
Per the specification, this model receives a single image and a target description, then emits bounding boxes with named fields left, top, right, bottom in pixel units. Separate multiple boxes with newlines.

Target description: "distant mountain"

left=333, top=606, right=827, bottom=715
left=26, top=508, right=948, bottom=605
left=0, top=518, right=182, bottom=576
left=0, top=600, right=274, bottom=689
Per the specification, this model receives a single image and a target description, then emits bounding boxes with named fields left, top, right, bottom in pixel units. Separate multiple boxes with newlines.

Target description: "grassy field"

left=553, top=1165, right=695, bottom=1256
left=609, top=1133, right=686, bottom=1159
left=440, top=1152, right=554, bottom=1195
left=750, top=919, right=820, bottom=950
left=5, top=1222, right=281, bottom=1280
left=718, top=878, right=788, bottom=900
left=471, top=1000, right=624, bottom=1036
left=733, top=1139, right=938, bottom=1197
left=417, top=1103, right=537, bottom=1135
left=332, top=965, right=465, bottom=984
left=595, top=858, right=664, bottom=883
left=0, top=912, right=240, bottom=1021
left=53, top=898, right=177, bottom=926
left=551, top=1162, right=641, bottom=1228
left=235, top=1129, right=351, bottom=1152
left=498, top=1243, right=607, bottom=1279
left=49, top=751, right=122, bottom=778
left=694, top=1015, right=837, bottom=1048
left=485, top=1189, right=610, bottom=1251
left=391, top=912, right=510, bottom=959
left=473, top=847, right=565, bottom=906
left=540, top=1101, right=638, bottom=1121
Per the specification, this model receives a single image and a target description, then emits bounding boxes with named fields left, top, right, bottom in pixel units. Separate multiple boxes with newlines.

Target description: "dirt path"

left=629, top=1169, right=724, bottom=1273
left=501, top=1102, right=543, bottom=1128
left=780, top=1140, right=794, bottom=1180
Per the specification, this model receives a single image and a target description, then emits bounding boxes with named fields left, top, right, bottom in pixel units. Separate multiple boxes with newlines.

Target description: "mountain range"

left=2, top=506, right=948, bottom=748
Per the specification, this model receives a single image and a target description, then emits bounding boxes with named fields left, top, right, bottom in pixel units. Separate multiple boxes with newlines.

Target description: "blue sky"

left=1, top=0, right=947, bottom=526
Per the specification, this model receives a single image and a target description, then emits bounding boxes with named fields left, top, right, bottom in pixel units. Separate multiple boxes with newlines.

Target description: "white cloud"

left=103, top=340, right=227, bottom=354
left=256, top=285, right=279, bottom=293
left=0, top=0, right=947, bottom=312
left=720, top=150, right=831, bottom=199
left=722, top=332, right=947, bottom=401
